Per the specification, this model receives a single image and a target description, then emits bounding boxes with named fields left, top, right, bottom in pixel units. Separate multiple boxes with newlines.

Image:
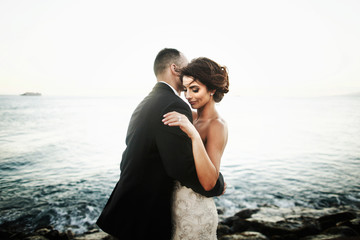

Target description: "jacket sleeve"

left=155, top=102, right=225, bottom=197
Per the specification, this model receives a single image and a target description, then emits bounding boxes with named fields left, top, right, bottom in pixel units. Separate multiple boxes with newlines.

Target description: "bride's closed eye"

left=191, top=87, right=199, bottom=93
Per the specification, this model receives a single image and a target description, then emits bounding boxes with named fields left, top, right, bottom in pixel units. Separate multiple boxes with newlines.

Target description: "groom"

left=96, top=48, right=225, bottom=239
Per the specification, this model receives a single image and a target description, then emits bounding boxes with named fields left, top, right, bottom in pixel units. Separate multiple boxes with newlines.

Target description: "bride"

left=163, top=57, right=229, bottom=240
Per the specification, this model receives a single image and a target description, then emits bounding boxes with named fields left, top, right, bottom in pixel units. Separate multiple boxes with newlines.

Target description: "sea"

left=0, top=94, right=359, bottom=234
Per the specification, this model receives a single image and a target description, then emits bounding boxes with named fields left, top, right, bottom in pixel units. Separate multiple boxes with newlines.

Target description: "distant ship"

left=20, top=92, right=42, bottom=96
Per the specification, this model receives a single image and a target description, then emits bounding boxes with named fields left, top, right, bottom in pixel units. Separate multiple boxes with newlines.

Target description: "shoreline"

left=217, top=206, right=360, bottom=240
left=1, top=206, right=359, bottom=240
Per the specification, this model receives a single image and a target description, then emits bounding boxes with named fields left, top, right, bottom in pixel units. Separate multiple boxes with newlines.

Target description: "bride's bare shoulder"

left=209, top=117, right=228, bottom=135
left=207, top=117, right=228, bottom=149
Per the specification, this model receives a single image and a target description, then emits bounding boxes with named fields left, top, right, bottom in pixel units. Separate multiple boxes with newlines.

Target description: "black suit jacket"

left=96, top=82, right=225, bottom=239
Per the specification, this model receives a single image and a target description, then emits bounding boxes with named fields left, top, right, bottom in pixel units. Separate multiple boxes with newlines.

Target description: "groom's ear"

left=170, top=64, right=179, bottom=76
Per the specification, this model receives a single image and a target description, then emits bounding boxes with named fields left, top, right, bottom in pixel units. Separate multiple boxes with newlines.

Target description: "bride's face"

left=182, top=76, right=212, bottom=109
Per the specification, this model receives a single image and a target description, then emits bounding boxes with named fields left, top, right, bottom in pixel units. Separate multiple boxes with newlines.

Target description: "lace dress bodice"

left=171, top=181, right=218, bottom=240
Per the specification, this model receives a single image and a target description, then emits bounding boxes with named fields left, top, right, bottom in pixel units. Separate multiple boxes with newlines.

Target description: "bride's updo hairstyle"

left=180, top=57, right=229, bottom=103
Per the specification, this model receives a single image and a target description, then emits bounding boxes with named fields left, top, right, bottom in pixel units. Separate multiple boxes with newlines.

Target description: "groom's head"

left=154, top=48, right=188, bottom=92
left=154, top=48, right=187, bottom=76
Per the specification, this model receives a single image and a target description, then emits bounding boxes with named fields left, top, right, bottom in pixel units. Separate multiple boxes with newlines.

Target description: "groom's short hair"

left=153, top=48, right=182, bottom=76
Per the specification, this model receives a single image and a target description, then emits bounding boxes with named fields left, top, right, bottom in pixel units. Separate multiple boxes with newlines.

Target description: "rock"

left=218, top=224, right=232, bottom=237
left=337, top=218, right=360, bottom=235
left=227, top=217, right=321, bottom=239
left=0, top=229, right=13, bottom=240
left=35, top=228, right=51, bottom=236
left=44, top=229, right=60, bottom=240
left=247, top=220, right=294, bottom=236
left=83, top=229, right=99, bottom=234
left=235, top=209, right=260, bottom=219
left=300, top=233, right=344, bottom=240
left=219, top=231, right=268, bottom=240
left=241, top=231, right=269, bottom=240
left=66, top=230, right=74, bottom=239
left=323, top=226, right=359, bottom=237
left=231, top=219, right=252, bottom=233
left=317, top=212, right=356, bottom=230
left=74, top=231, right=115, bottom=240
left=270, top=234, right=298, bottom=240
left=221, top=216, right=241, bottom=227
left=292, top=224, right=320, bottom=238
left=0, top=224, right=28, bottom=240
left=218, top=207, right=225, bottom=215
left=24, top=236, right=49, bottom=240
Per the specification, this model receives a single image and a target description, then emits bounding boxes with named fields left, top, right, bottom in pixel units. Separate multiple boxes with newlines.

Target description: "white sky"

left=1, top=0, right=359, bottom=97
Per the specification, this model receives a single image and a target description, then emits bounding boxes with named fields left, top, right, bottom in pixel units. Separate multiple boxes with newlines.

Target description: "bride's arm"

left=163, top=111, right=227, bottom=191
left=191, top=120, right=227, bottom=190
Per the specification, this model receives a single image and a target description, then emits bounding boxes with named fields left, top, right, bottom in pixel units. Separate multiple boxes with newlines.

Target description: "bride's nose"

left=185, top=91, right=191, bottom=100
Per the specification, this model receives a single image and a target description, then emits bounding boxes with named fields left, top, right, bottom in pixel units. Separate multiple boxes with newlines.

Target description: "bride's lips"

left=188, top=101, right=196, bottom=105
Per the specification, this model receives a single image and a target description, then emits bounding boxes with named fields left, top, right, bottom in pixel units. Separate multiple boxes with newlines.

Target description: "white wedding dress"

left=171, top=181, right=218, bottom=240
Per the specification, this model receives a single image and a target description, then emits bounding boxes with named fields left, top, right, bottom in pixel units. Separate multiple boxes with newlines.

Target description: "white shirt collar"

left=159, top=81, right=179, bottom=96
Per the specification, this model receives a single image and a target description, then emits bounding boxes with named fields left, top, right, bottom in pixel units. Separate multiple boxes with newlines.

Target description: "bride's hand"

left=162, top=111, right=199, bottom=139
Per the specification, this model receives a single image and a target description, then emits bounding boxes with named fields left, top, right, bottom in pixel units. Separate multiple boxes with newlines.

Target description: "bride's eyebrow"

left=189, top=81, right=199, bottom=87
left=189, top=85, right=199, bottom=90
left=189, top=80, right=200, bottom=86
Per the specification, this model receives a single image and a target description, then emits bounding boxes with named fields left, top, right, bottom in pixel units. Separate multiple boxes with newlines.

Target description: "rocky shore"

left=217, top=207, right=360, bottom=240
left=1, top=207, right=359, bottom=240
